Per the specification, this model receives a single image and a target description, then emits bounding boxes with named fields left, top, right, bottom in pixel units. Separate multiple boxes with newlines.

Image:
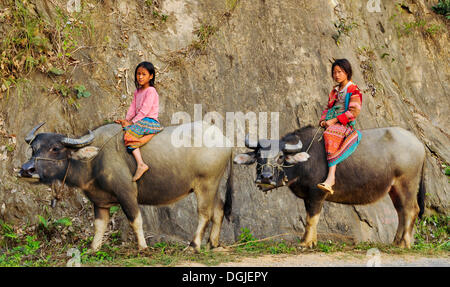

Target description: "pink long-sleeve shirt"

left=125, top=86, right=159, bottom=123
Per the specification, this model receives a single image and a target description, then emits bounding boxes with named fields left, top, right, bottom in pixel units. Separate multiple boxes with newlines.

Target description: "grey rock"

left=0, top=0, right=448, bottom=246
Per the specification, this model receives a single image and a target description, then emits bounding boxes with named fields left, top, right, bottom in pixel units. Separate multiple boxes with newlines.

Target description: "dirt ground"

left=176, top=252, right=450, bottom=267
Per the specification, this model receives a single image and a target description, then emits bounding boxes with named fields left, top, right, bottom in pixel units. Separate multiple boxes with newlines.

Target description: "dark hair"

left=331, top=58, right=352, bottom=80
left=134, top=61, right=155, bottom=89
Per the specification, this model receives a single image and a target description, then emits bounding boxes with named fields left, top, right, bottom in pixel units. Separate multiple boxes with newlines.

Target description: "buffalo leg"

left=388, top=186, right=404, bottom=245
left=389, top=179, right=420, bottom=248
left=300, top=198, right=325, bottom=248
left=91, top=205, right=110, bottom=251
left=116, top=192, right=148, bottom=250
left=130, top=211, right=147, bottom=250
left=191, top=181, right=218, bottom=252
left=207, top=191, right=224, bottom=250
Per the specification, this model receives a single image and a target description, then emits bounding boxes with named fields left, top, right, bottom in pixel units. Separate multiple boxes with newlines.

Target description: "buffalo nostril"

left=20, top=166, right=35, bottom=177
left=261, top=172, right=272, bottom=179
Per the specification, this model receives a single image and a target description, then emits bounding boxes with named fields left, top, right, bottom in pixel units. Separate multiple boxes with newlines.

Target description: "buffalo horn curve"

left=61, top=130, right=95, bottom=148
left=245, top=134, right=258, bottom=149
left=25, top=122, right=46, bottom=144
left=283, top=140, right=303, bottom=153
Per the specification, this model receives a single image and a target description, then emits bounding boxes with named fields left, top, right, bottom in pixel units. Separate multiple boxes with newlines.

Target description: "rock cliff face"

left=0, top=0, right=448, bottom=245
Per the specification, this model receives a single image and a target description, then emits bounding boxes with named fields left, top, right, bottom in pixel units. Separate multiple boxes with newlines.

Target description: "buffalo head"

left=19, top=123, right=96, bottom=183
left=233, top=133, right=310, bottom=190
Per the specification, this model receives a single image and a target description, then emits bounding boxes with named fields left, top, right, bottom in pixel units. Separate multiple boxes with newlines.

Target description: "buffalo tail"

left=417, top=160, right=426, bottom=219
left=224, top=154, right=234, bottom=221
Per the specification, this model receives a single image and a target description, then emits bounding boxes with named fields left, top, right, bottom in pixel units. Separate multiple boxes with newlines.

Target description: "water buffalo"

left=234, top=126, right=425, bottom=248
left=19, top=121, right=233, bottom=252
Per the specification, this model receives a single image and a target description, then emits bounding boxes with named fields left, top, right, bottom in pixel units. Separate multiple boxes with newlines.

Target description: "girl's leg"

left=317, top=164, right=336, bottom=194
left=323, top=165, right=337, bottom=187
left=131, top=148, right=149, bottom=181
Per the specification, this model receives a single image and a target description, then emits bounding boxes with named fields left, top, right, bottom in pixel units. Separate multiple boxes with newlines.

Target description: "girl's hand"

left=325, top=119, right=337, bottom=128
left=115, top=119, right=132, bottom=127
left=319, top=121, right=326, bottom=128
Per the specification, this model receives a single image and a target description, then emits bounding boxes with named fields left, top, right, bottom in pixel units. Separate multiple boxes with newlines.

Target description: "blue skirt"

left=123, top=117, right=163, bottom=151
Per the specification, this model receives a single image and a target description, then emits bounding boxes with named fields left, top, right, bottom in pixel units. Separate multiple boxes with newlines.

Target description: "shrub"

left=432, top=0, right=450, bottom=19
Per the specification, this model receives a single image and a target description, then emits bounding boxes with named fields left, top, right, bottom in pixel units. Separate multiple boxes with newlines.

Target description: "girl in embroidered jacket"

left=115, top=61, right=164, bottom=181
left=317, top=59, right=362, bottom=194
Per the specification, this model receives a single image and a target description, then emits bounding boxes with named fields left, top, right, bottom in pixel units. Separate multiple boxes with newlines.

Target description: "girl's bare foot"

left=317, top=179, right=335, bottom=194
left=324, top=179, right=335, bottom=187
left=317, top=182, right=334, bottom=194
left=132, top=164, right=149, bottom=181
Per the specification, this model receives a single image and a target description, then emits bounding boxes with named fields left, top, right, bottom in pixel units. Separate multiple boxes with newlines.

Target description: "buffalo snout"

left=19, top=159, right=37, bottom=178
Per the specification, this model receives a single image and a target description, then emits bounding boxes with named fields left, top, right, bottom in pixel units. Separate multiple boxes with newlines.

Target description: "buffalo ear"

left=285, top=152, right=310, bottom=164
left=70, top=146, right=99, bottom=160
left=233, top=152, right=256, bottom=165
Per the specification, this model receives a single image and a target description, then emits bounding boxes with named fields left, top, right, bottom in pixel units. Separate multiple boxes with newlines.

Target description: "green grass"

left=0, top=221, right=448, bottom=267
left=414, top=215, right=449, bottom=251
left=352, top=215, right=449, bottom=255
left=315, top=240, right=347, bottom=253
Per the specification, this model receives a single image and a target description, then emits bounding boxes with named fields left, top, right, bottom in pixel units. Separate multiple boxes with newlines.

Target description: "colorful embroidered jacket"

left=319, top=81, right=363, bottom=127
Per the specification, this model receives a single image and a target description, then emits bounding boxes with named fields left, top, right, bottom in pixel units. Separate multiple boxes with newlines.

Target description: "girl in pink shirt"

left=115, top=62, right=163, bottom=181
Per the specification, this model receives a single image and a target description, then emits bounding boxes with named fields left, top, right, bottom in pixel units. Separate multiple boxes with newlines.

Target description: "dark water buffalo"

left=19, top=121, right=233, bottom=252
left=234, top=126, right=425, bottom=248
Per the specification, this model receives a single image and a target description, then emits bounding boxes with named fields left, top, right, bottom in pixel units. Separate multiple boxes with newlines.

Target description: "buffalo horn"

left=25, top=122, right=46, bottom=144
left=283, top=140, right=303, bottom=153
left=245, top=134, right=258, bottom=149
left=61, top=130, right=95, bottom=148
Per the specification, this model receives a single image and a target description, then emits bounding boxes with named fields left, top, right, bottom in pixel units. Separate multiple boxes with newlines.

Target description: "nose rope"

left=24, top=128, right=123, bottom=206
left=259, top=161, right=295, bottom=171
left=305, top=126, right=323, bottom=154
left=262, top=126, right=323, bottom=171
left=31, top=156, right=70, bottom=206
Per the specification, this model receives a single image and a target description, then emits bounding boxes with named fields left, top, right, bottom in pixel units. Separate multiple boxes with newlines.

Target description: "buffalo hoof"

left=299, top=240, right=317, bottom=249
left=393, top=239, right=410, bottom=249
left=183, top=242, right=201, bottom=254
left=138, top=245, right=148, bottom=251
left=206, top=242, right=229, bottom=253
left=90, top=243, right=102, bottom=252
left=211, top=246, right=230, bottom=253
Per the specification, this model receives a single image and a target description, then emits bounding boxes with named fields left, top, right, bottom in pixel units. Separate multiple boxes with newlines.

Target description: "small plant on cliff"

left=432, top=0, right=450, bottom=19
left=52, top=82, right=92, bottom=110
left=0, top=0, right=93, bottom=94
left=191, top=24, right=218, bottom=52
left=395, top=19, right=426, bottom=37
left=226, top=0, right=239, bottom=10
left=144, top=0, right=169, bottom=24
left=332, top=18, right=358, bottom=46
left=74, top=84, right=91, bottom=99
left=0, top=1, right=52, bottom=84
